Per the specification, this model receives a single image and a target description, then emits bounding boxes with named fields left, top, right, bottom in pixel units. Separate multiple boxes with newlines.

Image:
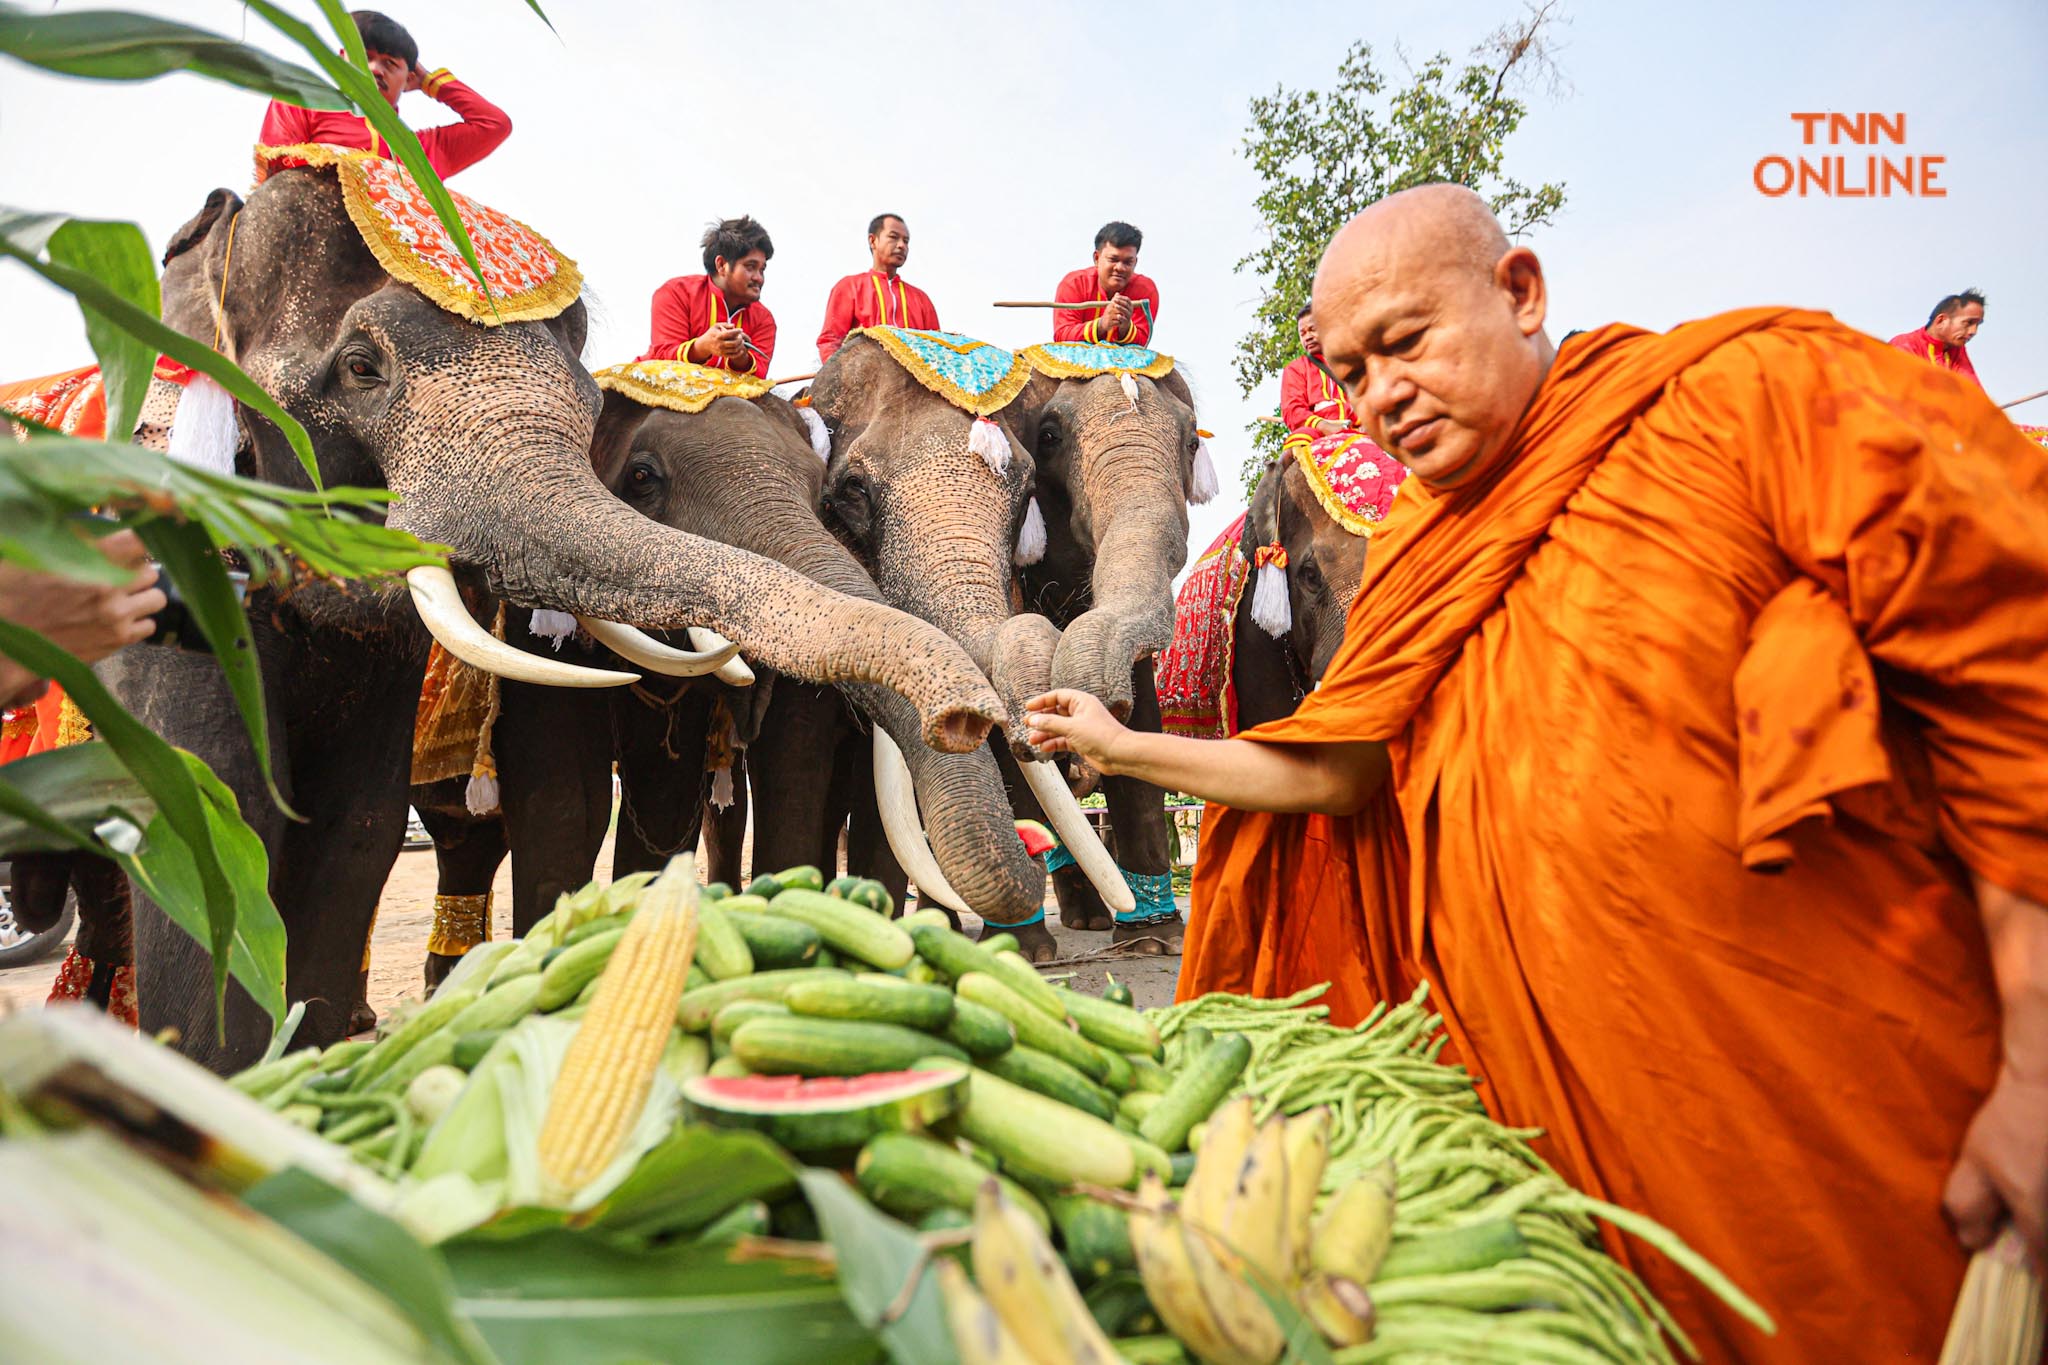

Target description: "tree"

left=1233, top=4, right=1569, bottom=495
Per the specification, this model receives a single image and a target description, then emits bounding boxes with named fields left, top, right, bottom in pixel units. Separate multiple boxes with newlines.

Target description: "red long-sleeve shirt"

left=1886, top=325, right=1982, bottom=387
left=637, top=274, right=776, bottom=373
left=817, top=271, right=940, bottom=360
left=257, top=70, right=510, bottom=179
left=1052, top=266, right=1159, bottom=346
left=1279, top=354, right=1357, bottom=432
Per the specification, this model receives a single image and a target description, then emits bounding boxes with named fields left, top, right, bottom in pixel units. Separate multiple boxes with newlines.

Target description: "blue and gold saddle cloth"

left=851, top=327, right=1032, bottom=416
left=1019, top=341, right=1176, bottom=380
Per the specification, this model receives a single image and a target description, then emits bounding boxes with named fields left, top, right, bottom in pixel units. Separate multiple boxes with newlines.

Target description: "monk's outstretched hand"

left=1024, top=690, right=1128, bottom=774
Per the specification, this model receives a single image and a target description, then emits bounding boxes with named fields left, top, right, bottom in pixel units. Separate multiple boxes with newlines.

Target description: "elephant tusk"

left=1020, top=758, right=1136, bottom=914
left=872, top=728, right=970, bottom=914
left=689, top=627, right=757, bottom=687
left=406, top=566, right=638, bottom=688
left=578, top=617, right=745, bottom=680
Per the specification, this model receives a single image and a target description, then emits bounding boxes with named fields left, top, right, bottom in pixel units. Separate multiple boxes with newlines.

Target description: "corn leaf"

left=0, top=2, right=344, bottom=108
left=42, top=218, right=159, bottom=444
left=577, top=1125, right=796, bottom=1244
left=0, top=743, right=157, bottom=854
left=797, top=1169, right=953, bottom=1365
left=0, top=209, right=323, bottom=485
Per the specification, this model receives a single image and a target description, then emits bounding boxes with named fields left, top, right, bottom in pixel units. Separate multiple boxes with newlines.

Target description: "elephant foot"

left=1111, top=916, right=1183, bottom=956
left=347, top=998, right=379, bottom=1037
left=995, top=918, right=1061, bottom=964
left=423, top=950, right=465, bottom=992
left=1050, top=866, right=1115, bottom=932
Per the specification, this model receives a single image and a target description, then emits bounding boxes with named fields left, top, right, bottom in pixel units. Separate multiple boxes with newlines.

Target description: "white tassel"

left=1189, top=435, right=1219, bottom=505
left=164, top=374, right=239, bottom=476
left=464, top=771, right=500, bottom=816
left=797, top=404, right=830, bottom=461
left=969, top=417, right=1010, bottom=476
left=528, top=609, right=578, bottom=649
left=1014, top=497, right=1047, bottom=566
left=1251, top=562, right=1291, bottom=637
left=1118, top=370, right=1140, bottom=411
left=710, top=763, right=735, bottom=810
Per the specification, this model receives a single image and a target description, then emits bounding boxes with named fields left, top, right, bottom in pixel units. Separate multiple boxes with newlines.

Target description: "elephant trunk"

left=390, top=460, right=1001, bottom=754
left=1051, top=444, right=1188, bottom=715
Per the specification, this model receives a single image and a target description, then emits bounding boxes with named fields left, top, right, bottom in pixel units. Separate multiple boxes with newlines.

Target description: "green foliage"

left=1233, top=5, right=1569, bottom=496
left=0, top=2, right=344, bottom=107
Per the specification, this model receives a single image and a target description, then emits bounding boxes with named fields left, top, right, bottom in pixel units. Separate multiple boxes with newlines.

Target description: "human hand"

left=1105, top=295, right=1134, bottom=332
left=1023, top=689, right=1129, bottom=774
left=0, top=530, right=164, bottom=665
left=1944, top=1067, right=2048, bottom=1270
left=692, top=325, right=744, bottom=363
left=405, top=62, right=427, bottom=93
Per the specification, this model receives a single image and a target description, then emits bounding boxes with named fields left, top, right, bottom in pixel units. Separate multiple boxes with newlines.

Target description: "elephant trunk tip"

left=927, top=691, right=1002, bottom=755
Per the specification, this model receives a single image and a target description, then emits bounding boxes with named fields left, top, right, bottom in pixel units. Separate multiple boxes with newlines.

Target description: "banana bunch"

left=1128, top=1095, right=1396, bottom=1363
left=939, top=1180, right=1128, bottom=1365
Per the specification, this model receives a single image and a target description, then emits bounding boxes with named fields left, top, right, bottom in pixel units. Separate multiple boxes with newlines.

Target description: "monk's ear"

left=1497, top=246, right=1548, bottom=339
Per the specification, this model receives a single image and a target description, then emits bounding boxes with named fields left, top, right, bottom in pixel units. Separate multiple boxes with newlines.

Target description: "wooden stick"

left=1998, top=386, right=2047, bottom=410
left=769, top=372, right=817, bottom=387
left=992, top=299, right=1112, bottom=310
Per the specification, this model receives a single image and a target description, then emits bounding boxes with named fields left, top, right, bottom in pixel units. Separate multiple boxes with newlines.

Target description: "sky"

left=3, top=0, right=2044, bottom=571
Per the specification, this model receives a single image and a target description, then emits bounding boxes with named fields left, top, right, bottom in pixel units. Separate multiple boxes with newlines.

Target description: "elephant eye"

left=339, top=346, right=384, bottom=386
left=1297, top=556, right=1324, bottom=591
left=624, top=458, right=662, bottom=494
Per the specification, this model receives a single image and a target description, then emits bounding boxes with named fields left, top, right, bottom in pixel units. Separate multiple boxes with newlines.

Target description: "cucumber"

left=980, top=932, right=1020, bottom=955
left=1101, top=974, right=1135, bottom=1008
left=1124, top=1133, right=1173, bottom=1185
left=846, top=880, right=893, bottom=916
left=677, top=968, right=847, bottom=1031
left=712, top=999, right=790, bottom=1044
left=346, top=986, right=481, bottom=1093
left=663, top=1033, right=712, bottom=1085
left=911, top=924, right=1066, bottom=1019
left=1096, top=1047, right=1134, bottom=1093
left=1378, top=1219, right=1528, bottom=1280
left=986, top=1045, right=1116, bottom=1121
left=855, top=1131, right=1049, bottom=1231
left=904, top=959, right=942, bottom=986
left=785, top=974, right=954, bottom=1030
left=939, top=997, right=1016, bottom=1058
left=452, top=1028, right=506, bottom=1070
left=731, top=912, right=821, bottom=969
left=1056, top=985, right=1162, bottom=1058
left=768, top=889, right=915, bottom=969
left=730, top=1016, right=969, bottom=1077
left=899, top=908, right=953, bottom=932
left=1139, top=1032, right=1252, bottom=1153
left=956, top=972, right=1112, bottom=1083
left=984, top=949, right=1071, bottom=1021
left=1167, top=1024, right=1213, bottom=1071
left=700, top=881, right=733, bottom=901
left=687, top=965, right=711, bottom=991
left=717, top=893, right=772, bottom=916
left=707, top=1056, right=752, bottom=1079
left=1168, top=1150, right=1197, bottom=1187
left=366, top=972, right=543, bottom=1098
left=825, top=875, right=862, bottom=899
left=320, top=1038, right=374, bottom=1068
left=693, top=899, right=755, bottom=981
left=917, top=1206, right=973, bottom=1234
left=935, top=1063, right=1138, bottom=1190
left=1124, top=1054, right=1171, bottom=1094
left=562, top=914, right=630, bottom=947
left=744, top=874, right=783, bottom=900
left=1051, top=1194, right=1135, bottom=1280
left=773, top=864, right=825, bottom=893
left=814, top=946, right=841, bottom=970
left=1117, top=1090, right=1162, bottom=1125
left=694, top=1199, right=770, bottom=1243
left=537, top=926, right=627, bottom=1010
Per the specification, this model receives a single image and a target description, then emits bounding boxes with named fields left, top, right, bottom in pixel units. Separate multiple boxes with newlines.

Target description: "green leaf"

left=46, top=218, right=159, bottom=446
left=119, top=751, right=289, bottom=1026
left=0, top=3, right=345, bottom=109
left=242, top=1167, right=498, bottom=1365
left=518, top=0, right=558, bottom=36
left=0, top=743, right=157, bottom=854
left=318, top=0, right=372, bottom=79
left=797, top=1169, right=952, bottom=1365
left=579, top=1125, right=797, bottom=1244
left=0, top=209, right=323, bottom=485
left=443, top=1227, right=882, bottom=1365
left=247, top=0, right=497, bottom=321
left=136, top=518, right=289, bottom=815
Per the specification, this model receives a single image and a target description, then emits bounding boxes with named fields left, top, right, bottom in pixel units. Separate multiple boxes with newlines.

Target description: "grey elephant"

left=96, top=166, right=1004, bottom=1071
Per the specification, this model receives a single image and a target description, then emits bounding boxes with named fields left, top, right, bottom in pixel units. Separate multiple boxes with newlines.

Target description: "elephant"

left=1002, top=363, right=1210, bottom=953
left=93, top=166, right=1006, bottom=1071
left=1229, top=452, right=1374, bottom=730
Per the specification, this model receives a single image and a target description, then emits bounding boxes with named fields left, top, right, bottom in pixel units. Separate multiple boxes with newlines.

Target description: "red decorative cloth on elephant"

left=1281, top=429, right=1409, bottom=535
left=1052, top=267, right=1159, bottom=346
left=255, top=144, right=582, bottom=325
left=1279, top=353, right=1356, bottom=432
left=639, top=275, right=776, bottom=374
left=2018, top=423, right=2048, bottom=450
left=1156, top=514, right=1251, bottom=740
left=818, top=272, right=940, bottom=361
left=258, top=70, right=511, bottom=179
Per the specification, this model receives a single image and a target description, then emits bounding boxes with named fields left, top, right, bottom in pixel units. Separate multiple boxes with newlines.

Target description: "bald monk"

left=1025, top=184, right=2048, bottom=1361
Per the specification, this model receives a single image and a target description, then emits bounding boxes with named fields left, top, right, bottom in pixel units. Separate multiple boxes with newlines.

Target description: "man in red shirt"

left=257, top=10, right=511, bottom=180
left=816, top=214, right=941, bottom=361
left=639, top=216, right=777, bottom=374
left=1888, top=288, right=1985, bottom=387
left=1053, top=221, right=1159, bottom=346
left=1278, top=301, right=1357, bottom=434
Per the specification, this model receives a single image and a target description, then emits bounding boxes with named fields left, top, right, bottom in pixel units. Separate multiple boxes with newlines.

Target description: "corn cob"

left=534, top=856, right=699, bottom=1201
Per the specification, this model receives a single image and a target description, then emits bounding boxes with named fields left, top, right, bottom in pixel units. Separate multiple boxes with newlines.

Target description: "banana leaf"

left=577, top=1125, right=797, bottom=1244
left=0, top=2, right=343, bottom=108
left=0, top=742, right=155, bottom=854
left=797, top=1170, right=952, bottom=1365
left=41, top=217, right=157, bottom=444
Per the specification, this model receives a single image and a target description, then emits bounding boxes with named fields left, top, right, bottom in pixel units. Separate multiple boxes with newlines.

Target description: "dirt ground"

left=1, top=817, right=1184, bottom=1020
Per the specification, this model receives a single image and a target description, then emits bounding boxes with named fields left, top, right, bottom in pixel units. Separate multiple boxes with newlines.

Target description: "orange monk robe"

left=1184, top=309, right=2048, bottom=1362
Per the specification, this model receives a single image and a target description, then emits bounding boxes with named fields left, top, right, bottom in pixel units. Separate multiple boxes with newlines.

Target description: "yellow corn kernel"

left=535, top=858, right=699, bottom=1200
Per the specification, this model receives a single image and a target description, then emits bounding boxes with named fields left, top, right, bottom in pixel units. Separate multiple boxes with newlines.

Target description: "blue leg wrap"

left=982, top=907, right=1046, bottom=930
left=1043, top=841, right=1078, bottom=874
left=1114, top=869, right=1178, bottom=925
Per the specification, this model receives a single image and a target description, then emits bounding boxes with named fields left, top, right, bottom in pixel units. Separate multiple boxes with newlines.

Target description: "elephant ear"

left=162, top=187, right=241, bottom=266
left=1248, top=455, right=1285, bottom=547
left=590, top=389, right=652, bottom=486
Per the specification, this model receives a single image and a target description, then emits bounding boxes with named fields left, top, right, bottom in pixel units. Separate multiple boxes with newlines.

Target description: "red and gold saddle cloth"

left=256, top=143, right=581, bottom=324
left=1280, top=429, right=1407, bottom=534
left=1157, top=513, right=1250, bottom=739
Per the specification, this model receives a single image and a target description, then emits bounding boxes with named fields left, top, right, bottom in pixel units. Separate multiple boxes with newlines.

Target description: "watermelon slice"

left=682, top=1064, right=968, bottom=1155
left=1014, top=819, right=1057, bottom=858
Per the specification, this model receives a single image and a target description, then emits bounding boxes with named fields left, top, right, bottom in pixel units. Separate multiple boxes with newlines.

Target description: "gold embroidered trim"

left=54, top=694, right=92, bottom=748
left=1284, top=432, right=1380, bottom=539
left=591, top=359, right=775, bottom=414
left=852, top=328, right=1032, bottom=417
left=1017, top=342, right=1177, bottom=382
left=426, top=891, right=493, bottom=956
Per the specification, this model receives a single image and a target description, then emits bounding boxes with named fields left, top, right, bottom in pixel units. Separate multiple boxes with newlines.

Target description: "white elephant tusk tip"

left=580, top=617, right=740, bottom=678
left=405, top=567, right=638, bottom=688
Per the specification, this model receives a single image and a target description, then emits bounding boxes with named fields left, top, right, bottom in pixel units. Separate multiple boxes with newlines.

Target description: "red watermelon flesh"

left=683, top=1065, right=967, bottom=1155
left=1015, top=819, right=1057, bottom=858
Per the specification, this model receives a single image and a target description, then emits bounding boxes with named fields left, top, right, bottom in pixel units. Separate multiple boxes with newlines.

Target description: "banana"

left=1281, top=1107, right=1333, bottom=1275
left=1212, top=1114, right=1292, bottom=1290
left=1181, top=1212, right=1287, bottom=1365
left=1130, top=1174, right=1246, bottom=1365
left=971, top=1180, right=1121, bottom=1365
left=936, top=1259, right=1042, bottom=1365
left=1310, top=1159, right=1397, bottom=1284
left=1296, top=1270, right=1375, bottom=1348
left=1183, top=1094, right=1255, bottom=1228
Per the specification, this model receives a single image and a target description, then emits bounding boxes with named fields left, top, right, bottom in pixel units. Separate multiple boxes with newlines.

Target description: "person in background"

left=1889, top=289, right=1985, bottom=387
left=1279, top=300, right=1358, bottom=435
left=816, top=214, right=941, bottom=361
left=640, top=216, right=777, bottom=374
left=1053, top=221, right=1159, bottom=346
left=257, top=10, right=511, bottom=179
